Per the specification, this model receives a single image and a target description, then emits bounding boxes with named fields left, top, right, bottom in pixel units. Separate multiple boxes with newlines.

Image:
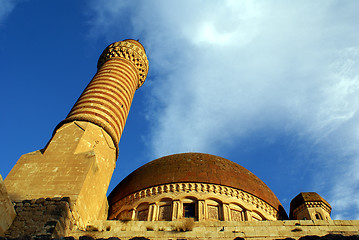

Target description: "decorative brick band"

left=110, top=182, right=279, bottom=220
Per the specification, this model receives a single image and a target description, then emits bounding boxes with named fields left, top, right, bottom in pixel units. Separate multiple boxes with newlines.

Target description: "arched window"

left=315, top=212, right=323, bottom=220
left=182, top=198, right=198, bottom=221
left=251, top=211, right=265, bottom=221
left=136, top=203, right=149, bottom=221
left=229, top=203, right=246, bottom=221
left=207, top=199, right=223, bottom=221
left=158, top=199, right=172, bottom=221
left=116, top=209, right=132, bottom=221
left=184, top=203, right=195, bottom=218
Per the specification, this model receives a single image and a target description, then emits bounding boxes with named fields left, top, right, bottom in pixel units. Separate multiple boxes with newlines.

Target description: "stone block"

left=0, top=175, right=16, bottom=236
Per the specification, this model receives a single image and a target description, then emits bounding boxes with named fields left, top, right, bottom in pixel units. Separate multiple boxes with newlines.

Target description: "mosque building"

left=0, top=39, right=358, bottom=240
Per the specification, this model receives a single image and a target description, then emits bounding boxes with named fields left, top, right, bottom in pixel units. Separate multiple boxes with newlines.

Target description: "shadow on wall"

left=79, top=237, right=151, bottom=240
left=275, top=234, right=359, bottom=240
left=58, top=234, right=359, bottom=240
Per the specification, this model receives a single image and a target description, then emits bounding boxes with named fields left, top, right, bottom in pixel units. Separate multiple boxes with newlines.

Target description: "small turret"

left=290, top=192, right=331, bottom=220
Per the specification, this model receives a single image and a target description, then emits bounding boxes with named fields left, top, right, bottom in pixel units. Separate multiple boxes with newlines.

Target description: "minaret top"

left=123, top=39, right=146, bottom=52
left=97, top=39, right=149, bottom=89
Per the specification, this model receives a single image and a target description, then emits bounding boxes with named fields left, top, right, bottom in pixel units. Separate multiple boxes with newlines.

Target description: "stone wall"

left=5, top=197, right=73, bottom=238
left=3, top=207, right=359, bottom=240
left=0, top=175, right=16, bottom=236
left=4, top=121, right=117, bottom=228
left=69, top=219, right=359, bottom=240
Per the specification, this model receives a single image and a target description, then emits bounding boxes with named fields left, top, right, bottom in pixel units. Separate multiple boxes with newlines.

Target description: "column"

left=198, top=200, right=206, bottom=221
left=222, top=203, right=231, bottom=221
left=172, top=200, right=181, bottom=220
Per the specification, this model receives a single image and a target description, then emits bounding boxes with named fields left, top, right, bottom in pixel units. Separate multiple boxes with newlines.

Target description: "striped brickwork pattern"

left=57, top=40, right=148, bottom=154
left=97, top=39, right=149, bottom=89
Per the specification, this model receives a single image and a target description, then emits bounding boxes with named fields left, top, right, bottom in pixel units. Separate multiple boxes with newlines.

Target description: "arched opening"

left=136, top=202, right=149, bottom=221
left=207, top=199, right=223, bottom=221
left=251, top=211, right=265, bottom=221
left=315, top=212, right=323, bottom=220
left=182, top=198, right=198, bottom=221
left=229, top=203, right=246, bottom=221
left=116, top=209, right=132, bottom=221
left=158, top=198, right=172, bottom=221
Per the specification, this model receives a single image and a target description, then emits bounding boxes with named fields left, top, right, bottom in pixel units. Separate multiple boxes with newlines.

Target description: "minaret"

left=4, top=40, right=149, bottom=227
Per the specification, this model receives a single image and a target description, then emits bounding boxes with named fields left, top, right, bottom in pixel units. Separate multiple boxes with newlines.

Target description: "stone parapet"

left=2, top=218, right=359, bottom=240
left=69, top=219, right=359, bottom=240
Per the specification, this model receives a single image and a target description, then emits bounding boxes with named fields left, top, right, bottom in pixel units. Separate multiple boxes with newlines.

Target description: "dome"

left=290, top=192, right=331, bottom=210
left=108, top=153, right=286, bottom=220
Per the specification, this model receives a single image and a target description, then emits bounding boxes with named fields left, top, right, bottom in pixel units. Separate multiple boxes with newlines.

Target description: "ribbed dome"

left=108, top=153, right=285, bottom=216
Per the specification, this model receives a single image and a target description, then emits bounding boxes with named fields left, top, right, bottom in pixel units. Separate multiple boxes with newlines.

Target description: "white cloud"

left=88, top=0, right=359, bottom=219
left=0, top=0, right=16, bottom=25
left=311, top=48, right=359, bottom=219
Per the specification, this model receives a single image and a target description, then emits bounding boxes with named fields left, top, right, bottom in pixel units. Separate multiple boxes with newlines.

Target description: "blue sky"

left=1, top=0, right=359, bottom=220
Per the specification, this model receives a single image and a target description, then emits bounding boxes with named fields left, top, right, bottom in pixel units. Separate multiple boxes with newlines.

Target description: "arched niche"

left=251, top=210, right=266, bottom=221
left=206, top=198, right=223, bottom=221
left=136, top=202, right=149, bottom=221
left=229, top=203, right=246, bottom=221
left=182, top=197, right=198, bottom=221
left=116, top=209, right=132, bottom=221
left=315, top=212, right=323, bottom=220
left=158, top=198, right=173, bottom=221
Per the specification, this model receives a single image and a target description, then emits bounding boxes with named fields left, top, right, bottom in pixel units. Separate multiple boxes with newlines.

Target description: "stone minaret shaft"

left=4, top=40, right=148, bottom=227
left=58, top=39, right=148, bottom=155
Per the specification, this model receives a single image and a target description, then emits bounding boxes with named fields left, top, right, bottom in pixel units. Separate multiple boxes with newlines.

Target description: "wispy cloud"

left=312, top=47, right=359, bottom=219
left=0, top=0, right=16, bottom=25
left=88, top=0, right=359, bottom=219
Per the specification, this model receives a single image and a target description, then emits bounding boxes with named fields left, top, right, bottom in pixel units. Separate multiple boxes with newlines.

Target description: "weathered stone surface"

left=0, top=175, right=16, bottom=236
left=5, top=198, right=72, bottom=239
left=276, top=234, right=359, bottom=239
left=66, top=220, right=359, bottom=240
